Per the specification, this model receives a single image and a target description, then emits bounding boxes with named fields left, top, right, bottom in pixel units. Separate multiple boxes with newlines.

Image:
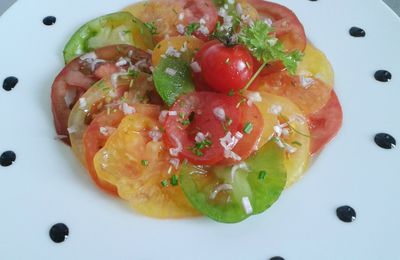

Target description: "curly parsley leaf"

left=238, top=20, right=303, bottom=75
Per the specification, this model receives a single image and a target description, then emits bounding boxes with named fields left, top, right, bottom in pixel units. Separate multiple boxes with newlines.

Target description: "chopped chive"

left=161, top=180, right=168, bottom=187
left=226, top=117, right=233, bottom=126
left=258, top=170, right=267, bottom=180
left=179, top=112, right=185, bottom=119
left=243, top=122, right=253, bottom=134
left=181, top=119, right=191, bottom=126
left=228, top=89, right=234, bottom=96
left=292, top=141, right=302, bottom=147
left=141, top=160, right=149, bottom=166
left=170, top=175, right=179, bottom=186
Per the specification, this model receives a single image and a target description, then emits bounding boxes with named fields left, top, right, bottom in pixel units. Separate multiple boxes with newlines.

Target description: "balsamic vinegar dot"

left=43, top=16, right=56, bottom=26
left=374, top=133, right=396, bottom=149
left=2, top=77, right=18, bottom=91
left=49, top=223, right=69, bottom=243
left=270, top=257, right=285, bottom=260
left=349, top=27, right=366, bottom=37
left=336, top=206, right=356, bottom=223
left=0, top=151, right=16, bottom=167
left=374, top=70, right=392, bottom=82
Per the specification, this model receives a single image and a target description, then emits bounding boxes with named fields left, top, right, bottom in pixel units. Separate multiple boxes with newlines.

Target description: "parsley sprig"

left=238, top=20, right=303, bottom=89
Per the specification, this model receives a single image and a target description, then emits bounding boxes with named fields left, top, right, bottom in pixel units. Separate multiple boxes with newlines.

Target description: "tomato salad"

left=50, top=0, right=342, bottom=223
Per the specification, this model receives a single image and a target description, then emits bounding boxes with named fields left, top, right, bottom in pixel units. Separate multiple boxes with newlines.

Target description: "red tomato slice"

left=250, top=71, right=332, bottom=115
left=247, top=0, right=306, bottom=52
left=181, top=0, right=218, bottom=41
left=218, top=101, right=264, bottom=165
left=164, top=92, right=241, bottom=165
left=83, top=104, right=161, bottom=195
left=51, top=44, right=151, bottom=144
left=308, top=91, right=343, bottom=155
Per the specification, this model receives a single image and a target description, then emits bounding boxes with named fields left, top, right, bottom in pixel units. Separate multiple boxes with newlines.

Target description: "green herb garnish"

left=161, top=180, right=168, bottom=187
left=243, top=122, right=253, bottom=134
left=191, top=138, right=212, bottom=157
left=144, top=21, right=158, bottom=35
left=141, top=160, right=149, bottom=166
left=258, top=170, right=267, bottom=180
left=186, top=22, right=200, bottom=36
left=170, top=175, right=179, bottom=186
left=238, top=20, right=303, bottom=89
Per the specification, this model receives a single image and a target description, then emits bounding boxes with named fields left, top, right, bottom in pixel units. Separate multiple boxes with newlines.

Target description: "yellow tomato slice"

left=152, top=36, right=204, bottom=66
left=123, top=1, right=185, bottom=43
left=254, top=91, right=310, bottom=188
left=297, top=41, right=334, bottom=87
left=94, top=114, right=199, bottom=218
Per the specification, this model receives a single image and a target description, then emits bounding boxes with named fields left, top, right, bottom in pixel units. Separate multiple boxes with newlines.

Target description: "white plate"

left=0, top=0, right=399, bottom=259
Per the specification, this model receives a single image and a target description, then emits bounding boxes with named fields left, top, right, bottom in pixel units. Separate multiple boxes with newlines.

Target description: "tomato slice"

left=250, top=71, right=332, bottom=115
left=68, top=72, right=155, bottom=165
left=51, top=44, right=151, bottom=144
left=308, top=91, right=343, bottom=155
left=83, top=104, right=161, bottom=195
left=218, top=101, right=264, bottom=166
left=94, top=114, right=199, bottom=218
left=123, top=0, right=218, bottom=42
left=164, top=92, right=241, bottom=165
left=63, top=12, right=154, bottom=63
left=247, top=0, right=306, bottom=52
left=180, top=141, right=286, bottom=223
left=255, top=91, right=310, bottom=187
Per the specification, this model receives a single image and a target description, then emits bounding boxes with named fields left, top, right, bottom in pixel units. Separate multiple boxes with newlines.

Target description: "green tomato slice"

left=63, top=12, right=154, bottom=63
left=153, top=56, right=195, bottom=106
left=180, top=141, right=287, bottom=223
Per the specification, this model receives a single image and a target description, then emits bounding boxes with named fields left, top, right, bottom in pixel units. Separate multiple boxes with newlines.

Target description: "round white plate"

left=1, top=0, right=399, bottom=259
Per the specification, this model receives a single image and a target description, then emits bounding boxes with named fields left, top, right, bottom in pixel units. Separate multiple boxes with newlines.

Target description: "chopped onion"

left=64, top=88, right=76, bottom=107
left=169, top=158, right=180, bottom=170
left=241, top=197, right=253, bottom=215
left=246, top=91, right=262, bottom=106
left=121, top=103, right=136, bottom=115
left=213, top=106, right=225, bottom=121
left=149, top=128, right=163, bottom=141
left=269, top=104, right=282, bottom=115
left=169, top=134, right=183, bottom=156
left=165, top=67, right=177, bottom=76
left=190, top=61, right=202, bottom=73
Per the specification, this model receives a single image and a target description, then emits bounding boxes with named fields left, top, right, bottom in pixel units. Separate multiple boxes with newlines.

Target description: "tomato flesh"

left=164, top=92, right=241, bottom=165
left=308, top=91, right=343, bottom=155
left=180, top=141, right=286, bottom=223
left=94, top=114, right=199, bottom=218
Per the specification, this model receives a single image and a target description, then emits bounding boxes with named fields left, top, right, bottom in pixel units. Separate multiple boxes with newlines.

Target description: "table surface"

left=0, top=0, right=399, bottom=16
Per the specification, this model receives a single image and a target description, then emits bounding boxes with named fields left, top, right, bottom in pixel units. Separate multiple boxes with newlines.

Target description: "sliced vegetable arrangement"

left=50, top=0, right=343, bottom=223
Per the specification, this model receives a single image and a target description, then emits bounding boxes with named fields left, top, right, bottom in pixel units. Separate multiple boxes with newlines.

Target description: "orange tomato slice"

left=94, top=114, right=199, bottom=218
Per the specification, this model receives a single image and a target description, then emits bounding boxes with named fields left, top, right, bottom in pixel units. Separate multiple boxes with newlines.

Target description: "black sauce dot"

left=270, top=257, right=285, bottom=260
left=2, top=77, right=18, bottom=91
left=374, top=70, right=392, bottom=82
left=309, top=0, right=318, bottom=2
left=336, top=206, right=356, bottom=223
left=0, top=151, right=16, bottom=167
left=349, top=27, right=366, bottom=37
left=49, top=223, right=69, bottom=243
left=43, top=16, right=56, bottom=26
left=374, top=133, right=396, bottom=149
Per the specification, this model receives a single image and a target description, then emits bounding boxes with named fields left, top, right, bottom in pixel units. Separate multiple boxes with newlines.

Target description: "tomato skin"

left=51, top=44, right=151, bottom=144
left=83, top=110, right=124, bottom=196
left=194, top=41, right=254, bottom=93
left=247, top=0, right=306, bottom=52
left=308, top=91, right=343, bottom=155
left=164, top=92, right=241, bottom=165
left=218, top=102, right=264, bottom=165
